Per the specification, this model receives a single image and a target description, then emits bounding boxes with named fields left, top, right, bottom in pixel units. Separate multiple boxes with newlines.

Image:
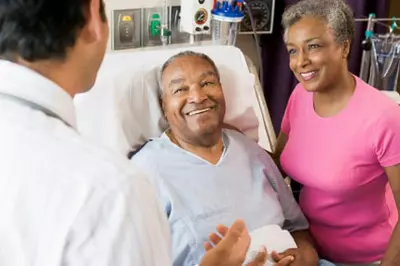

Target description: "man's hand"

left=271, top=248, right=318, bottom=266
left=199, top=219, right=263, bottom=266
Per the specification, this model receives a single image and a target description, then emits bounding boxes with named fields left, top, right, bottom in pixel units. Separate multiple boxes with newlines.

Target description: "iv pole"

left=358, top=16, right=399, bottom=78
left=359, top=14, right=375, bottom=80
left=355, top=18, right=400, bottom=22
left=355, top=17, right=400, bottom=31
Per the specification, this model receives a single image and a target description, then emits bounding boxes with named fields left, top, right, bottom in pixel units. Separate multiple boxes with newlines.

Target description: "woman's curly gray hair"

left=281, top=0, right=355, bottom=45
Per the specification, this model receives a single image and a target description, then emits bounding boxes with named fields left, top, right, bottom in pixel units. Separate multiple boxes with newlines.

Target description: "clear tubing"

left=161, top=0, right=169, bottom=46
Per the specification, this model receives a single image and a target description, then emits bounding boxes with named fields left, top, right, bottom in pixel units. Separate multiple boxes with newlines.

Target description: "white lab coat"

left=0, top=60, right=172, bottom=266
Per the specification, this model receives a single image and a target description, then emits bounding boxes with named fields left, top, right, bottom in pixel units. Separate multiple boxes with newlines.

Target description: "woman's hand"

left=271, top=248, right=318, bottom=266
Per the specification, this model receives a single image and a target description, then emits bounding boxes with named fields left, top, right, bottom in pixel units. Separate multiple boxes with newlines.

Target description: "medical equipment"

left=359, top=14, right=375, bottom=82
left=109, top=0, right=179, bottom=49
left=240, top=0, right=275, bottom=34
left=107, top=0, right=274, bottom=50
left=142, top=7, right=164, bottom=47
left=160, top=0, right=170, bottom=45
left=180, top=0, right=213, bottom=36
left=358, top=16, right=400, bottom=92
left=211, top=0, right=245, bottom=46
left=369, top=34, right=400, bottom=91
left=0, top=92, right=70, bottom=126
left=74, top=44, right=276, bottom=156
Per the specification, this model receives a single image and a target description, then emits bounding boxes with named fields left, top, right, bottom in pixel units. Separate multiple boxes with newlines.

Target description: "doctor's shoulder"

left=56, top=136, right=171, bottom=265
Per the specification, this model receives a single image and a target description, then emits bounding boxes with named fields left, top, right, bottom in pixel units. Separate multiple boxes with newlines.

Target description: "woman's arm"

left=381, top=164, right=400, bottom=266
left=371, top=105, right=400, bottom=265
left=263, top=151, right=317, bottom=266
left=272, top=230, right=318, bottom=266
left=269, top=131, right=289, bottom=174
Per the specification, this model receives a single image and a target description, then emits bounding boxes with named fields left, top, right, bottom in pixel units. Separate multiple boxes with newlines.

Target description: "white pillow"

left=75, top=45, right=260, bottom=155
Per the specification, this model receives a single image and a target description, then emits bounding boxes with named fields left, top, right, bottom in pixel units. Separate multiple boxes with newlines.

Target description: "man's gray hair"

left=157, top=50, right=220, bottom=98
left=281, top=0, right=355, bottom=45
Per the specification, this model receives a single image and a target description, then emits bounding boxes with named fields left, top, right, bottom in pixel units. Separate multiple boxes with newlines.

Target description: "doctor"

left=0, top=0, right=265, bottom=265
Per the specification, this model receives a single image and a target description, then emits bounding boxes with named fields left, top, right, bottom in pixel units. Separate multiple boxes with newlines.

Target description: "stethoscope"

left=0, top=91, right=71, bottom=127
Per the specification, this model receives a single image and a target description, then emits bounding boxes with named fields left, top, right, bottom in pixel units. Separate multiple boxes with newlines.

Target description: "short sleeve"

left=261, top=152, right=309, bottom=232
left=373, top=105, right=400, bottom=167
left=281, top=86, right=300, bottom=135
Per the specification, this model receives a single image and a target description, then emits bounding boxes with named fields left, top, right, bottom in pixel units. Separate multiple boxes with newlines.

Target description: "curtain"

left=261, top=0, right=390, bottom=134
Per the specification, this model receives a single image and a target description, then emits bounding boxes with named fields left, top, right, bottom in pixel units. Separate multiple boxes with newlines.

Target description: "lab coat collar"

left=0, top=60, right=77, bottom=129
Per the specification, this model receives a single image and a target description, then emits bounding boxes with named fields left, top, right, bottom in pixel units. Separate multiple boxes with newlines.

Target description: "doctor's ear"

left=81, top=0, right=107, bottom=43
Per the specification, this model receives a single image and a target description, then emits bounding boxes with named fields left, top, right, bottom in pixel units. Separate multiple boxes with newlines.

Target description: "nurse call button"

left=122, top=15, right=132, bottom=22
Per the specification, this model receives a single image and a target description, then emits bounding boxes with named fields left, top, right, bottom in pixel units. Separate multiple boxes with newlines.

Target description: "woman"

left=274, top=0, right=400, bottom=265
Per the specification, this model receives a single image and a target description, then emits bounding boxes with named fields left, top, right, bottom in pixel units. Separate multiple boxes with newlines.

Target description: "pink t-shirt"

left=280, top=76, right=400, bottom=264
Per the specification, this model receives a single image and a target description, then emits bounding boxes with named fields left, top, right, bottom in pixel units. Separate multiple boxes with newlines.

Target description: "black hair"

left=0, top=0, right=106, bottom=62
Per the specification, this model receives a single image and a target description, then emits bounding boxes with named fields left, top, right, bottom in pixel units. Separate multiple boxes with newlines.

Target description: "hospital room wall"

left=235, top=36, right=260, bottom=71
left=389, top=0, right=400, bottom=26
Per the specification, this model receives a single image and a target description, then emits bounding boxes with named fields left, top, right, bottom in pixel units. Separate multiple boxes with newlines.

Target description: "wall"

left=236, top=35, right=261, bottom=70
left=389, top=0, right=400, bottom=17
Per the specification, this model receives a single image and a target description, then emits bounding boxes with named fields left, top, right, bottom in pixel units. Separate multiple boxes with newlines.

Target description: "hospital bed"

left=74, top=44, right=277, bottom=157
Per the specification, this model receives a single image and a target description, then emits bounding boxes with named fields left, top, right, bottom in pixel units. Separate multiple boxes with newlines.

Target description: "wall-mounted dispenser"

left=142, top=7, right=165, bottom=47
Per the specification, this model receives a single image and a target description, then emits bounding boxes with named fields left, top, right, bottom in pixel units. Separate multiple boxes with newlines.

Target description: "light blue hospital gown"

left=131, top=129, right=332, bottom=266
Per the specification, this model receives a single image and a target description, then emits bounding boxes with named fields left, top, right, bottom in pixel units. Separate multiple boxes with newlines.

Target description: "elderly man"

left=130, top=51, right=334, bottom=266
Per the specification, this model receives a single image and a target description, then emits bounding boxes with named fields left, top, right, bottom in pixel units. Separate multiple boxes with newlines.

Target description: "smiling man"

left=129, top=51, right=334, bottom=266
